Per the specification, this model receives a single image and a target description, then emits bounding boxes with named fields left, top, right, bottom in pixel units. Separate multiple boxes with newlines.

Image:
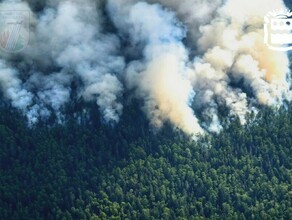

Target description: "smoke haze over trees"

left=0, top=0, right=291, bottom=135
left=0, top=0, right=292, bottom=219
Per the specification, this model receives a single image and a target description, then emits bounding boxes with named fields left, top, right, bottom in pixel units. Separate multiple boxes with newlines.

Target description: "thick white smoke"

left=107, top=0, right=204, bottom=135
left=0, top=0, right=291, bottom=136
left=0, top=0, right=125, bottom=123
left=0, top=59, right=33, bottom=110
left=30, top=0, right=125, bottom=123
left=187, top=0, right=292, bottom=132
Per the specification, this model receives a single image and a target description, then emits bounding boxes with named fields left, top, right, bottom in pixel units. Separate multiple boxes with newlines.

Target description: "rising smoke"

left=0, top=0, right=291, bottom=136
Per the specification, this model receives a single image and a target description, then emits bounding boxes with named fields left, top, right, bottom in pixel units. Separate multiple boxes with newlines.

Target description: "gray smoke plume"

left=0, top=0, right=290, bottom=136
left=107, top=0, right=204, bottom=135
left=0, top=0, right=125, bottom=123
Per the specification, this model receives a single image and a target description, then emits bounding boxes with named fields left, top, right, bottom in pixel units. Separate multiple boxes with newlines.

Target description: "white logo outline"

left=264, top=8, right=292, bottom=51
left=0, top=10, right=30, bottom=53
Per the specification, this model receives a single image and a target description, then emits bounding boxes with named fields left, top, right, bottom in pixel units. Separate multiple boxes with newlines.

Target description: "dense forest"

left=0, top=0, right=292, bottom=219
left=0, top=100, right=291, bottom=220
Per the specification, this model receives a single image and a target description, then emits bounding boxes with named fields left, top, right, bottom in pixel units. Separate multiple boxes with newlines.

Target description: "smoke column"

left=0, top=0, right=290, bottom=136
left=107, top=0, right=204, bottom=135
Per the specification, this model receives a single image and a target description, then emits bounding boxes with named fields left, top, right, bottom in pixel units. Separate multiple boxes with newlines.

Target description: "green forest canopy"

left=0, top=101, right=291, bottom=219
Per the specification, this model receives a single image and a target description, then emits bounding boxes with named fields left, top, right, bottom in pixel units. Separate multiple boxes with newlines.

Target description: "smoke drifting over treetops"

left=0, top=0, right=291, bottom=136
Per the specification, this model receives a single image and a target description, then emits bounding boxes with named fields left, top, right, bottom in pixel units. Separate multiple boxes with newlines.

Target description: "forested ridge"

left=0, top=101, right=291, bottom=220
